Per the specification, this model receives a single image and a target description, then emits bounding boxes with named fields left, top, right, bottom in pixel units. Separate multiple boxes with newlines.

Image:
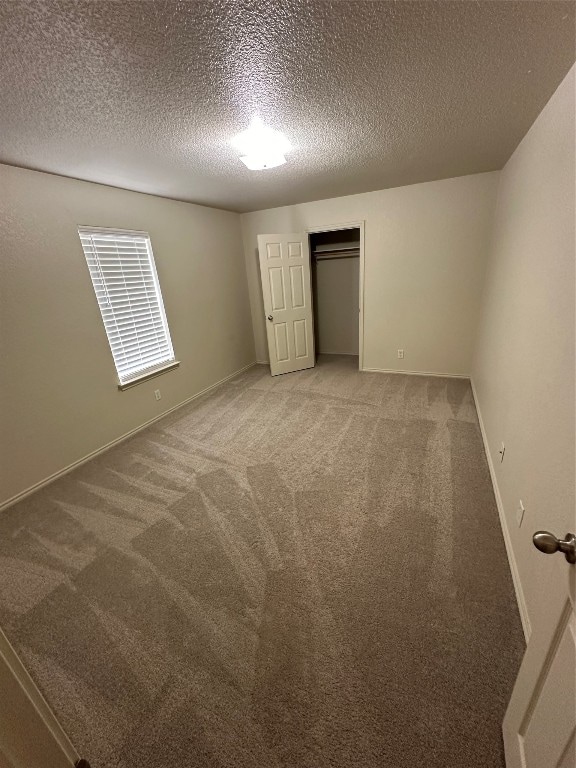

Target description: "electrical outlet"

left=154, top=389, right=161, bottom=401
left=397, top=349, right=404, bottom=359
left=517, top=500, right=525, bottom=527
left=499, top=442, right=505, bottom=463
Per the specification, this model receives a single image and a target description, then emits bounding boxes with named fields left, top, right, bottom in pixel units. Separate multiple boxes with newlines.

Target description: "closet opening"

left=309, top=225, right=362, bottom=369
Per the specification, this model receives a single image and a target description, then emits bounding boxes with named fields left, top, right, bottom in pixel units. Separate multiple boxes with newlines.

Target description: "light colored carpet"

left=0, top=355, right=524, bottom=767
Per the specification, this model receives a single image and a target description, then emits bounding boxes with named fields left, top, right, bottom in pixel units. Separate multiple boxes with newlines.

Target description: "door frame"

left=0, top=626, right=79, bottom=766
left=306, top=220, right=366, bottom=370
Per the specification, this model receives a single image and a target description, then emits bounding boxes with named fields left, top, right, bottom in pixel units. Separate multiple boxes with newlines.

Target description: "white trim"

left=118, top=360, right=180, bottom=390
left=0, top=362, right=258, bottom=513
left=78, top=224, right=149, bottom=238
left=471, top=378, right=531, bottom=642
left=361, top=366, right=469, bottom=379
left=307, top=221, right=366, bottom=371
left=0, top=626, right=78, bottom=764
left=255, top=360, right=270, bottom=365
left=358, top=224, right=366, bottom=371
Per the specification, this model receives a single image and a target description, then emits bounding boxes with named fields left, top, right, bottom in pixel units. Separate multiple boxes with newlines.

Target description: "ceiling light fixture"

left=231, top=117, right=292, bottom=171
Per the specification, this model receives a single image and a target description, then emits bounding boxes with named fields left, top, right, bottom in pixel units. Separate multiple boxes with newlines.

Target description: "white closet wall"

left=314, top=257, right=359, bottom=355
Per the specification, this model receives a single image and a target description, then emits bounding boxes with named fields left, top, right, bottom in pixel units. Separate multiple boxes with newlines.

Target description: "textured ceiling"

left=0, top=1, right=574, bottom=213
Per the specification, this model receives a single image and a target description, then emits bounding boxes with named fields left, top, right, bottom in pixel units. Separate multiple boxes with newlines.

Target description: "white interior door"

left=257, top=233, right=315, bottom=376
left=503, top=520, right=575, bottom=767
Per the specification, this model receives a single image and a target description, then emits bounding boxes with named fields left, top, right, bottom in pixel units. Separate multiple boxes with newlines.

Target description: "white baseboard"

left=257, top=355, right=359, bottom=364
left=471, top=378, right=531, bottom=642
left=0, top=361, right=258, bottom=513
left=361, top=366, right=469, bottom=379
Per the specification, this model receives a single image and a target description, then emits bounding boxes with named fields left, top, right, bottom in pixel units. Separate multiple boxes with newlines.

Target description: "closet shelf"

left=313, top=242, right=358, bottom=252
left=312, top=242, right=360, bottom=260
left=313, top=249, right=360, bottom=260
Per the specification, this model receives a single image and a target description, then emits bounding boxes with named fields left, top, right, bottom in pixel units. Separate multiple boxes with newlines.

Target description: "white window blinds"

left=78, top=227, right=176, bottom=386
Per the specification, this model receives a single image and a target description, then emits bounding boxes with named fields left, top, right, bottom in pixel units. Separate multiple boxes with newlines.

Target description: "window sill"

left=118, top=361, right=180, bottom=390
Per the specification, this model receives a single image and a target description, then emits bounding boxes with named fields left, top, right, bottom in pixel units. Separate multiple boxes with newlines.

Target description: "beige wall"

left=241, top=172, right=498, bottom=374
left=0, top=164, right=255, bottom=507
left=472, top=66, right=575, bottom=633
left=313, top=256, right=360, bottom=355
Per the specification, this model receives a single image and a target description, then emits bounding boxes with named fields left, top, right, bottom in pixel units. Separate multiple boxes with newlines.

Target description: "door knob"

left=267, top=315, right=273, bottom=321
left=533, top=531, right=576, bottom=564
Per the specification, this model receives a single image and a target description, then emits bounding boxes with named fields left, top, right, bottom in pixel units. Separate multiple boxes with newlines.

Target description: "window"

left=78, top=227, right=177, bottom=388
